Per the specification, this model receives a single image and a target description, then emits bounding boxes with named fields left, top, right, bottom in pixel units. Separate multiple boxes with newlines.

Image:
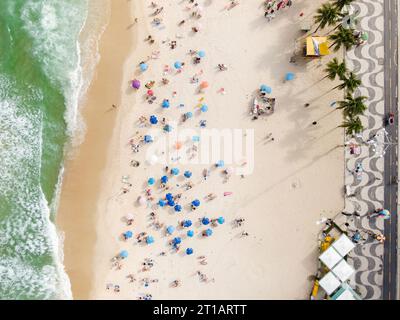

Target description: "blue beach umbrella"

left=172, top=237, right=182, bottom=245
left=204, top=228, right=213, bottom=237
left=158, top=199, right=166, bottom=207
left=161, top=175, right=168, bottom=184
left=192, top=199, right=200, bottom=207
left=120, top=250, right=128, bottom=258
left=184, top=170, right=192, bottom=178
left=174, top=61, right=182, bottom=69
left=183, top=220, right=192, bottom=228
left=162, top=99, right=170, bottom=108
left=148, top=177, right=155, bottom=185
left=185, top=111, right=193, bottom=119
left=260, top=84, right=272, bottom=94
left=124, top=231, right=133, bottom=239
left=144, top=135, right=153, bottom=143
left=146, top=236, right=154, bottom=244
left=168, top=199, right=175, bottom=207
left=187, top=230, right=194, bottom=237
left=186, top=248, right=194, bottom=255
left=140, top=62, right=148, bottom=72
left=171, top=168, right=180, bottom=176
left=166, top=226, right=175, bottom=234
left=217, top=216, right=225, bottom=224
left=166, top=193, right=173, bottom=200
left=216, top=160, right=225, bottom=167
left=192, top=136, right=200, bottom=142
left=150, top=115, right=158, bottom=124
left=198, top=50, right=206, bottom=58
left=174, top=204, right=182, bottom=212
left=164, top=124, right=172, bottom=132
left=201, top=217, right=210, bottom=225
left=285, top=72, right=295, bottom=81
left=200, top=104, right=208, bottom=112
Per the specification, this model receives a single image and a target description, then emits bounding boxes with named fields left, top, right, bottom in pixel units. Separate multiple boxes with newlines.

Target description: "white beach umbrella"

left=147, top=154, right=159, bottom=165
left=125, top=213, right=134, bottom=220
left=138, top=196, right=147, bottom=206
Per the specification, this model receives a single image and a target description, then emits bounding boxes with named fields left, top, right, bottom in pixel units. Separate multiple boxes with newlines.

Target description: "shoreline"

left=56, top=0, right=138, bottom=299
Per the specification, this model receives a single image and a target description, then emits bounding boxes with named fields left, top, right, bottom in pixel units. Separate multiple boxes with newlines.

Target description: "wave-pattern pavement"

left=344, top=0, right=385, bottom=300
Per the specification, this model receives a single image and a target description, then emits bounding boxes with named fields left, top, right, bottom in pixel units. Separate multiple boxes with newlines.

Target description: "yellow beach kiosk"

left=305, top=36, right=330, bottom=57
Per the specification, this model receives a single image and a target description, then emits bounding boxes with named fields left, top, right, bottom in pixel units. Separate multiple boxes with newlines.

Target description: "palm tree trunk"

left=329, top=41, right=337, bottom=49
left=313, top=23, right=322, bottom=34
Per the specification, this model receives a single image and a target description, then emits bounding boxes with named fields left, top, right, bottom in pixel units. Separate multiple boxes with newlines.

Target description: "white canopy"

left=319, top=272, right=341, bottom=295
left=319, top=246, right=342, bottom=269
left=332, top=259, right=355, bottom=282
left=332, top=234, right=355, bottom=257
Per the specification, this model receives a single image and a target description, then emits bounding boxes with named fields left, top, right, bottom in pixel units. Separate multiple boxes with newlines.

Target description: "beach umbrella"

left=166, top=193, right=173, bottom=200
left=202, top=217, right=210, bottom=225
left=161, top=175, right=168, bottom=184
left=138, top=196, right=147, bottom=206
left=197, top=50, right=206, bottom=58
left=125, top=213, right=134, bottom=220
left=216, top=160, right=225, bottom=167
left=168, top=199, right=176, bottom=207
left=192, top=199, right=201, bottom=207
left=162, top=99, right=170, bottom=108
left=147, top=154, right=158, bottom=165
left=144, top=135, right=153, bottom=143
left=204, top=228, right=213, bottom=237
left=174, top=61, right=183, bottom=69
left=285, top=72, right=295, bottom=81
left=132, top=79, right=141, bottom=89
left=260, top=84, right=272, bottom=94
left=146, top=235, right=154, bottom=244
left=166, top=226, right=175, bottom=234
left=120, top=250, right=129, bottom=258
left=174, top=204, right=182, bottom=212
left=147, top=89, right=154, bottom=96
left=158, top=199, right=166, bottom=207
left=164, top=124, right=173, bottom=132
left=175, top=141, right=183, bottom=150
left=200, top=81, right=209, bottom=89
left=140, top=62, right=148, bottom=72
left=225, top=166, right=234, bottom=175
left=187, top=230, right=194, bottom=237
left=186, top=248, right=194, bottom=255
left=217, top=216, right=225, bottom=224
left=184, top=170, right=192, bottom=178
left=172, top=237, right=182, bottom=245
left=171, top=168, right=180, bottom=176
left=200, top=104, right=208, bottom=112
left=148, top=177, right=155, bottom=185
left=185, top=111, right=193, bottom=119
left=183, top=220, right=192, bottom=228
left=150, top=115, right=158, bottom=124
left=124, top=231, right=133, bottom=239
left=192, top=135, right=200, bottom=142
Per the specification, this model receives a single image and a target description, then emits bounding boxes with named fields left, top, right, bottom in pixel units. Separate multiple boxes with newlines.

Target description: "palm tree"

left=324, top=58, right=348, bottom=80
left=332, top=72, right=361, bottom=93
left=334, top=0, right=355, bottom=11
left=337, top=94, right=367, bottom=117
left=329, top=26, right=356, bottom=51
left=314, top=3, right=340, bottom=33
left=340, top=116, right=364, bottom=135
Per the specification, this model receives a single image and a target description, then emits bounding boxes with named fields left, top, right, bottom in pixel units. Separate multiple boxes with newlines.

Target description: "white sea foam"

left=0, top=75, right=71, bottom=299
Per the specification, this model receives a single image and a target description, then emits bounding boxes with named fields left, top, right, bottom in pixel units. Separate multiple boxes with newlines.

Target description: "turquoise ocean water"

left=0, top=0, right=91, bottom=299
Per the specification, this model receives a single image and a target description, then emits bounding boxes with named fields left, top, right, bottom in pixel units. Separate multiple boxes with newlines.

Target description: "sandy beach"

left=57, top=0, right=345, bottom=300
